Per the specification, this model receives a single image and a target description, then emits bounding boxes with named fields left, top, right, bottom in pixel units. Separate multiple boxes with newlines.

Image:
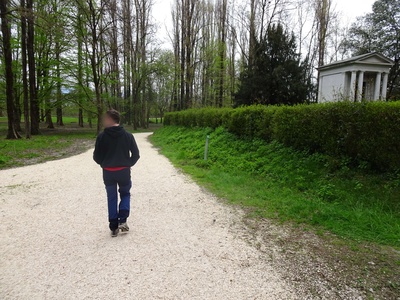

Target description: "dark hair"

left=106, top=109, right=121, bottom=124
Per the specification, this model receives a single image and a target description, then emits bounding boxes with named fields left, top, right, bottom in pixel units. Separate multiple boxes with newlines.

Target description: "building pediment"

left=359, top=55, right=393, bottom=65
left=318, top=53, right=394, bottom=71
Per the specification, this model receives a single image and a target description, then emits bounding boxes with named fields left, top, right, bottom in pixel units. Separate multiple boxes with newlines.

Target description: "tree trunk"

left=40, top=47, right=54, bottom=129
left=27, top=0, right=40, bottom=135
left=44, top=70, right=55, bottom=128
left=55, top=3, right=63, bottom=127
left=217, top=0, right=227, bottom=107
left=180, top=0, right=186, bottom=110
left=88, top=0, right=103, bottom=135
left=172, top=5, right=180, bottom=111
left=21, top=0, right=31, bottom=138
left=249, top=0, right=257, bottom=68
left=315, top=0, right=331, bottom=101
left=77, top=2, right=84, bottom=127
left=123, top=0, right=132, bottom=125
left=55, top=50, right=63, bottom=126
left=13, top=84, right=22, bottom=131
left=12, top=46, right=22, bottom=132
left=110, top=0, right=120, bottom=108
left=1, top=0, right=21, bottom=139
left=46, top=109, right=55, bottom=128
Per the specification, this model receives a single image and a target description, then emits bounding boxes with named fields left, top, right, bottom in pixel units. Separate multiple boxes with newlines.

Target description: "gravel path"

left=0, top=133, right=295, bottom=300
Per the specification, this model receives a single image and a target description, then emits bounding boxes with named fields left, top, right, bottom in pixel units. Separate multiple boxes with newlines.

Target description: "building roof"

left=318, top=52, right=394, bottom=71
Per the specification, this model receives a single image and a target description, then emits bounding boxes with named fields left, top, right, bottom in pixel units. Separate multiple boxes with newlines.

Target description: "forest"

left=0, top=0, right=399, bottom=138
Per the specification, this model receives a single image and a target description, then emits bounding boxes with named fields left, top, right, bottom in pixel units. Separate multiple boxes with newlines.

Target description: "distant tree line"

left=0, top=0, right=398, bottom=139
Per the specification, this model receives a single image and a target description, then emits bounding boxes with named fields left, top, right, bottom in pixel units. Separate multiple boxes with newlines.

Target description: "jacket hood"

left=104, top=126, right=125, bottom=138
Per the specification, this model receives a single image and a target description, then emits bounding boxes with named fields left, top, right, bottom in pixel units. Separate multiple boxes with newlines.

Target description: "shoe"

left=119, top=223, right=129, bottom=233
left=111, top=228, right=119, bottom=237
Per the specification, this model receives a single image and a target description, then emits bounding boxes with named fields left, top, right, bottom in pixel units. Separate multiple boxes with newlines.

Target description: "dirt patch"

left=243, top=217, right=400, bottom=299
left=11, top=139, right=94, bottom=169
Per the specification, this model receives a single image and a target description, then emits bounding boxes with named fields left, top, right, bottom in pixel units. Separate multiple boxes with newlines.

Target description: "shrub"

left=164, top=108, right=232, bottom=128
left=272, top=102, right=400, bottom=170
left=163, top=101, right=400, bottom=171
left=227, top=105, right=278, bottom=141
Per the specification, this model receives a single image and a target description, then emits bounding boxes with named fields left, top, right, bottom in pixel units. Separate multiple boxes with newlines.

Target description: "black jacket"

left=93, top=126, right=140, bottom=168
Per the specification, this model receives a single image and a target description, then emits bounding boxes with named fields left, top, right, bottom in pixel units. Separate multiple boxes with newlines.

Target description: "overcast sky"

left=152, top=0, right=376, bottom=48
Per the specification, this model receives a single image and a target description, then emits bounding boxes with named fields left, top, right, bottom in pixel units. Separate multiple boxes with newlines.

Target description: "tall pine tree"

left=235, top=24, right=312, bottom=106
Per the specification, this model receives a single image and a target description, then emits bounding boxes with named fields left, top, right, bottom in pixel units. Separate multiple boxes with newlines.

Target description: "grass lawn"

left=0, top=117, right=97, bottom=169
left=151, top=126, right=400, bottom=248
left=151, top=125, right=400, bottom=297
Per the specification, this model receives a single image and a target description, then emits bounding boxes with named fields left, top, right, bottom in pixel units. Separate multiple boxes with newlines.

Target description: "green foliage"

left=151, top=126, right=400, bottom=247
left=344, top=0, right=400, bottom=99
left=164, top=107, right=233, bottom=128
left=164, top=101, right=400, bottom=171
left=235, top=23, right=312, bottom=106
left=149, top=50, right=176, bottom=117
left=272, top=101, right=400, bottom=170
left=226, top=106, right=277, bottom=140
left=0, top=154, right=8, bottom=165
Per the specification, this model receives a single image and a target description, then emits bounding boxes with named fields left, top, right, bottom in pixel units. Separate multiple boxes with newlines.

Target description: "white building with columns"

left=318, top=53, right=393, bottom=102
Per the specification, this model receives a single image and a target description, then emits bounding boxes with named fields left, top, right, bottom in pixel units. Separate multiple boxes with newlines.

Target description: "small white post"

left=381, top=73, right=389, bottom=100
left=204, top=135, right=210, bottom=161
left=374, top=72, right=382, bottom=100
left=357, top=71, right=364, bottom=102
left=350, top=71, right=357, bottom=101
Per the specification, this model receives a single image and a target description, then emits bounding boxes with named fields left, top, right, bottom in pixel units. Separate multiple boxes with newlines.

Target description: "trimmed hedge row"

left=163, top=106, right=278, bottom=140
left=164, top=107, right=231, bottom=128
left=164, top=102, right=400, bottom=170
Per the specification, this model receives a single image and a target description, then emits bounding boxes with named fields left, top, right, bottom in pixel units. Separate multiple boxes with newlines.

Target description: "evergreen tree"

left=235, top=24, right=312, bottom=106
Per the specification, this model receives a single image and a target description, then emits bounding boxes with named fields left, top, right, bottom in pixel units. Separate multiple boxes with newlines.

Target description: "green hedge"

left=164, top=102, right=400, bottom=170
left=164, top=107, right=232, bottom=128
left=164, top=106, right=278, bottom=139
left=227, top=106, right=279, bottom=141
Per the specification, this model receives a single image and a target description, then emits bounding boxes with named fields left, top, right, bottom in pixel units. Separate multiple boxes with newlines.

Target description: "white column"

left=381, top=73, right=389, bottom=100
left=350, top=71, right=357, bottom=101
left=374, top=72, right=382, bottom=100
left=318, top=74, right=323, bottom=102
left=357, top=71, right=364, bottom=102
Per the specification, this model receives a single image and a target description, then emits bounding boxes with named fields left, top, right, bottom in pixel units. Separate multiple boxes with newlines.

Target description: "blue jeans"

left=103, top=168, right=131, bottom=231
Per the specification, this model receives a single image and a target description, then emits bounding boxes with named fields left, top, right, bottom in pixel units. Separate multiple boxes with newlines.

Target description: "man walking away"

left=93, top=110, right=140, bottom=237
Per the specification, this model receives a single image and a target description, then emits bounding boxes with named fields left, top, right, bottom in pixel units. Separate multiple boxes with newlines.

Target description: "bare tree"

left=217, top=0, right=228, bottom=107
left=171, top=1, right=181, bottom=109
left=315, top=0, right=332, bottom=67
left=74, top=0, right=109, bottom=134
left=20, top=0, right=31, bottom=138
left=131, top=0, right=153, bottom=128
left=27, top=0, right=40, bottom=135
left=122, top=0, right=133, bottom=124
left=313, top=0, right=335, bottom=99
